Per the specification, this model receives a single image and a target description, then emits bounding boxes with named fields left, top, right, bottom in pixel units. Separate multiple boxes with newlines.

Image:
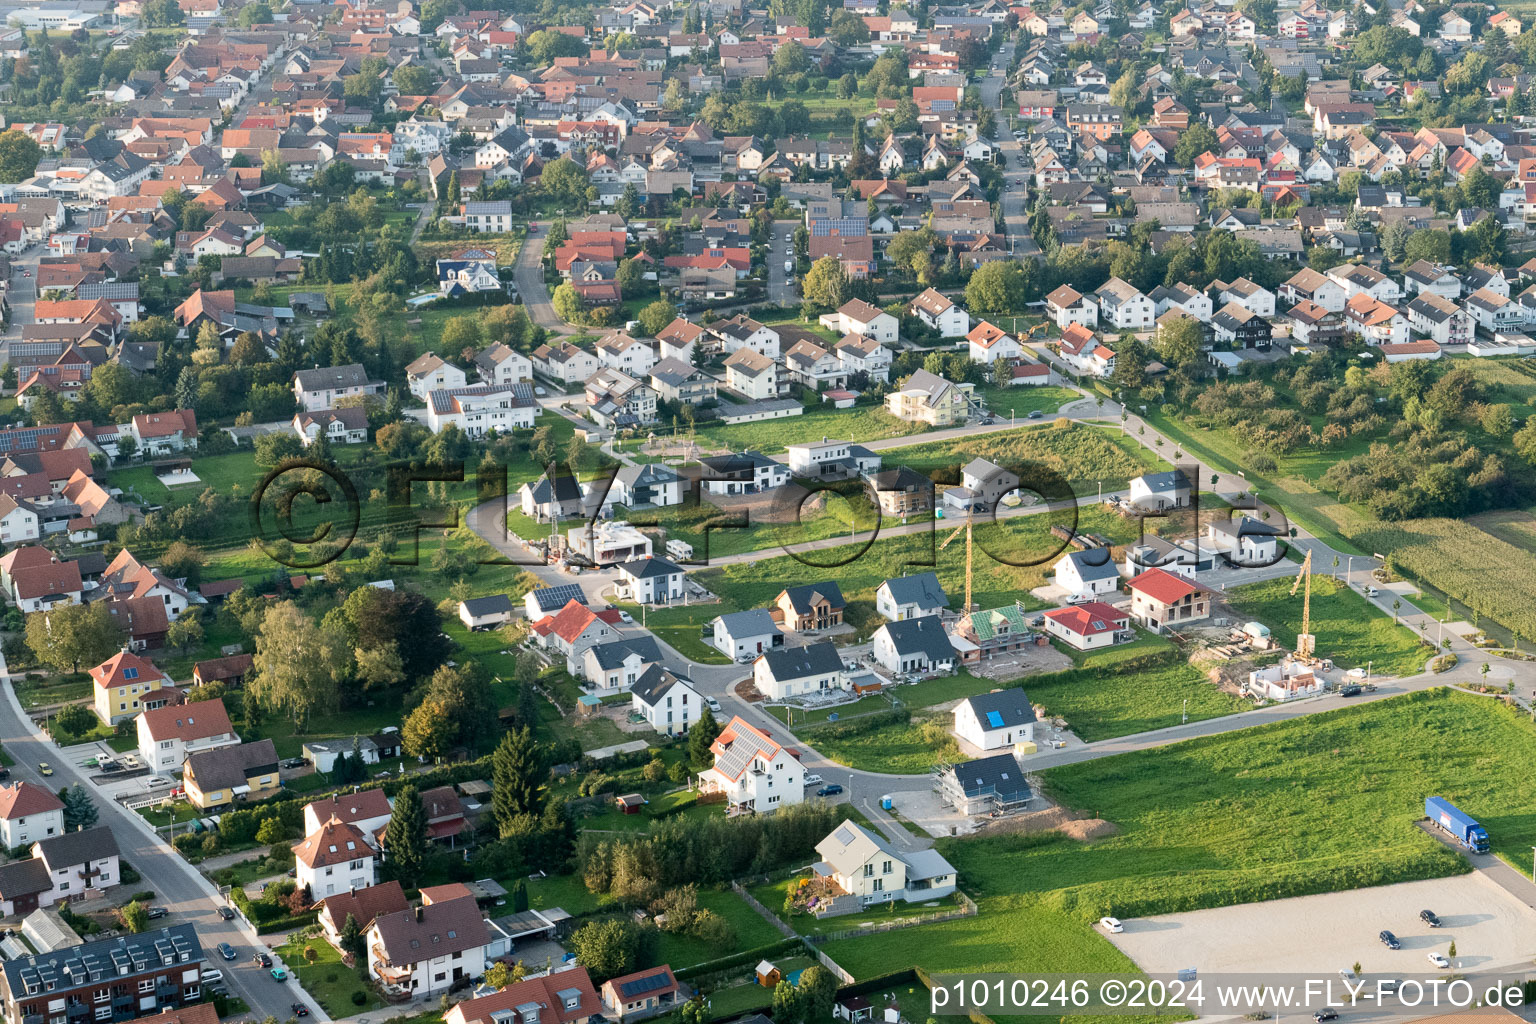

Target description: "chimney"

left=414, top=906, right=424, bottom=922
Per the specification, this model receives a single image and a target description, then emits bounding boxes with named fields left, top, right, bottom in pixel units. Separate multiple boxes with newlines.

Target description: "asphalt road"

left=0, top=681, right=322, bottom=1022
left=767, top=220, right=798, bottom=306
left=979, top=40, right=1033, bottom=255
left=514, top=222, right=566, bottom=332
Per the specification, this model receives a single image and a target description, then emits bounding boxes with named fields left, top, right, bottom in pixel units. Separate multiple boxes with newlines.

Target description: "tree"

left=568, top=918, right=652, bottom=982
left=255, top=817, right=288, bottom=845
left=552, top=283, right=584, bottom=323
left=772, top=40, right=810, bottom=76
left=165, top=616, right=204, bottom=656
left=688, top=707, right=721, bottom=768
left=1157, top=316, right=1204, bottom=370
left=402, top=697, right=456, bottom=762
left=52, top=703, right=96, bottom=738
left=525, top=28, right=588, bottom=63
left=248, top=603, right=347, bottom=730
left=440, top=315, right=483, bottom=352
left=797, top=966, right=836, bottom=1021
left=229, top=331, right=267, bottom=366
left=139, top=0, right=183, bottom=24
left=1173, top=123, right=1219, bottom=167
left=384, top=785, right=429, bottom=886
left=392, top=65, right=434, bottom=95
left=236, top=1, right=272, bottom=24
left=1403, top=229, right=1452, bottom=265
left=494, top=727, right=544, bottom=833
left=964, top=260, right=1026, bottom=319
left=61, top=785, right=98, bottom=832
left=540, top=157, right=589, bottom=205
left=26, top=602, right=123, bottom=674
left=638, top=300, right=675, bottom=337
left=801, top=256, right=849, bottom=309
left=772, top=979, right=804, bottom=1024
left=159, top=540, right=205, bottom=586
left=0, top=129, right=41, bottom=184
left=119, top=901, right=149, bottom=934
left=339, top=913, right=365, bottom=965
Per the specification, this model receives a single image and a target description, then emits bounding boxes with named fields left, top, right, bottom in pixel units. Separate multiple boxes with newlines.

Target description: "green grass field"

left=274, top=931, right=384, bottom=1016
left=1024, top=657, right=1248, bottom=742
left=655, top=889, right=787, bottom=970
left=821, top=690, right=1524, bottom=998
left=881, top=422, right=1165, bottom=491
left=747, top=877, right=968, bottom=937
left=1224, top=574, right=1431, bottom=676
left=696, top=403, right=925, bottom=453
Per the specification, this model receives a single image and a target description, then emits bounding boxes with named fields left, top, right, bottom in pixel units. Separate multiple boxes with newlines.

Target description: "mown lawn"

left=274, top=931, right=384, bottom=1016
left=655, top=889, right=786, bottom=970
left=747, top=877, right=968, bottom=937
left=821, top=690, right=1518, bottom=1003
left=695, top=402, right=925, bottom=453
left=525, top=871, right=608, bottom=916
left=1224, top=574, right=1432, bottom=676
left=971, top=384, right=1081, bottom=419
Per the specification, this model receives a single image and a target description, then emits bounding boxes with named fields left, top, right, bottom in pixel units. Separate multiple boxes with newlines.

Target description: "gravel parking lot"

left=1108, top=873, right=1536, bottom=975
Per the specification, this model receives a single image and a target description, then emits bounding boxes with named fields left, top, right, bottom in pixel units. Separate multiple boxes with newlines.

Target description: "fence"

left=804, top=890, right=978, bottom=944
left=729, top=881, right=855, bottom=985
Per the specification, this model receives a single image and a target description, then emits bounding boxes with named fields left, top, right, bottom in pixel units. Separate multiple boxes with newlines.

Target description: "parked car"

left=217, top=944, right=236, bottom=961
left=1313, top=1010, right=1338, bottom=1023
left=1427, top=953, right=1450, bottom=969
left=0, top=768, right=10, bottom=780
left=218, top=906, right=236, bottom=921
left=1028, top=410, right=1043, bottom=419
left=804, top=774, right=823, bottom=786
left=202, top=970, right=223, bottom=984
left=617, top=611, right=634, bottom=623
left=704, top=696, right=722, bottom=713
left=253, top=953, right=272, bottom=968
left=1364, top=586, right=1380, bottom=597
left=279, top=758, right=307, bottom=769
left=270, top=968, right=288, bottom=982
left=1420, top=909, right=1441, bottom=928
left=36, top=762, right=52, bottom=776
left=146, top=907, right=168, bottom=920
left=816, top=784, right=844, bottom=797
left=1379, top=929, right=1399, bottom=949
left=1098, top=917, right=1123, bottom=934
left=1340, top=685, right=1362, bottom=697
left=291, top=1005, right=308, bottom=1017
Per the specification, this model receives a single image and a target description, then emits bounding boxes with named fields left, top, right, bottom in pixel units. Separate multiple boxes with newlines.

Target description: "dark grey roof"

left=953, top=752, right=1030, bottom=800
left=760, top=640, right=842, bottom=681
left=33, top=825, right=119, bottom=869
left=613, top=462, right=682, bottom=489
left=587, top=635, right=663, bottom=670
left=780, top=582, right=846, bottom=615
left=713, top=608, right=780, bottom=637
left=629, top=663, right=694, bottom=707
left=879, top=572, right=948, bottom=610
left=461, top=594, right=514, bottom=616
left=1135, top=469, right=1190, bottom=492
left=293, top=363, right=372, bottom=392
left=184, top=738, right=278, bottom=793
left=960, top=687, right=1036, bottom=730
left=2, top=924, right=203, bottom=997
left=1062, top=549, right=1119, bottom=582
left=618, top=555, right=685, bottom=579
left=0, top=858, right=49, bottom=899
left=699, top=450, right=780, bottom=477
left=525, top=473, right=583, bottom=505
left=529, top=585, right=587, bottom=613
left=878, top=615, right=954, bottom=662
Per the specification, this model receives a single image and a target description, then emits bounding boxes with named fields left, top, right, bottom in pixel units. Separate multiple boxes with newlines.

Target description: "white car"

left=704, top=696, right=722, bottom=713
left=1427, top=953, right=1450, bottom=969
left=202, top=970, right=224, bottom=984
left=617, top=611, right=634, bottom=623
left=1098, top=917, right=1123, bottom=934
left=804, top=773, right=824, bottom=786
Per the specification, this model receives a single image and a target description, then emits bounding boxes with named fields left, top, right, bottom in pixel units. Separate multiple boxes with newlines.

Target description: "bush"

left=130, top=890, right=155, bottom=903
left=352, top=992, right=367, bottom=1006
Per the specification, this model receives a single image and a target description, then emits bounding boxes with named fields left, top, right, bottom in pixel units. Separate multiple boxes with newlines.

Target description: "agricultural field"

left=1223, top=574, right=1433, bottom=676
left=1357, top=516, right=1536, bottom=646
left=821, top=690, right=1525, bottom=994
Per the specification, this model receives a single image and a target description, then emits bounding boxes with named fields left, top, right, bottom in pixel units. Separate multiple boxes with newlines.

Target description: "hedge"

left=675, top=937, right=805, bottom=983
left=229, top=886, right=317, bottom=935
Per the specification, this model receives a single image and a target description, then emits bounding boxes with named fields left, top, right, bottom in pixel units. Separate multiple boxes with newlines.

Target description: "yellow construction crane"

left=940, top=516, right=974, bottom=613
left=1289, top=549, right=1317, bottom=661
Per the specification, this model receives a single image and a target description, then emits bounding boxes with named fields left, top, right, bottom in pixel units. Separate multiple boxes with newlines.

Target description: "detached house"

left=967, top=321, right=1022, bottom=363
left=875, top=572, right=948, bottom=622
left=1126, top=567, right=1212, bottom=632
left=629, top=665, right=701, bottom=737
left=91, top=650, right=174, bottom=726
left=952, top=688, right=1036, bottom=752
left=698, top=715, right=807, bottom=812
left=136, top=697, right=240, bottom=775
left=772, top=582, right=846, bottom=632
left=811, top=821, right=956, bottom=909
left=871, top=615, right=955, bottom=676
left=1046, top=285, right=1098, bottom=329
left=753, top=641, right=844, bottom=699
left=1095, top=278, right=1155, bottom=330
left=909, top=288, right=970, bottom=337
left=293, top=817, right=378, bottom=900
left=293, top=364, right=385, bottom=412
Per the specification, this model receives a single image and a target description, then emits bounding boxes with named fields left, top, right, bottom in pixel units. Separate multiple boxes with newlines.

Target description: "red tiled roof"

left=1043, top=601, right=1128, bottom=636
left=138, top=697, right=233, bottom=743
left=0, top=781, right=63, bottom=820
left=1127, top=567, right=1205, bottom=604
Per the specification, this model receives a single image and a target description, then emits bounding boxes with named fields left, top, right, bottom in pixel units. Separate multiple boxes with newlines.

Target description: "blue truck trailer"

left=1426, top=796, right=1490, bottom=853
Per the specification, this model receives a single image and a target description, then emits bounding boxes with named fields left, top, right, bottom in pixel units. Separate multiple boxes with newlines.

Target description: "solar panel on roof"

left=985, top=710, right=1004, bottom=728
left=620, top=973, right=673, bottom=998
